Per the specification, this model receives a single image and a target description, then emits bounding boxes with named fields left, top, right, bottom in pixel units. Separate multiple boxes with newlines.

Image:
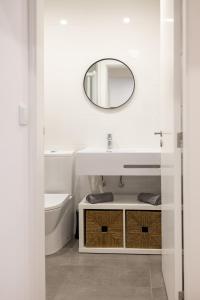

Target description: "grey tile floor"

left=46, top=240, right=168, bottom=300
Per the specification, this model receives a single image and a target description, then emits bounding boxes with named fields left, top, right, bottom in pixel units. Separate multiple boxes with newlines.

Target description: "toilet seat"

left=45, top=194, right=70, bottom=211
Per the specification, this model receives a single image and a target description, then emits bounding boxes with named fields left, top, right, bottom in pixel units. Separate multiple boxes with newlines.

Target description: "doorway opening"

left=40, top=1, right=184, bottom=300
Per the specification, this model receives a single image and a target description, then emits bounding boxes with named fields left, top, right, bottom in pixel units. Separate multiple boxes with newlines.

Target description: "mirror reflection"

left=83, top=58, right=135, bottom=109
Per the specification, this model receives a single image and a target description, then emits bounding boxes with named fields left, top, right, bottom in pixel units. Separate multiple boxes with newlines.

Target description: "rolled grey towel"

left=138, top=193, right=161, bottom=206
left=86, top=192, right=114, bottom=204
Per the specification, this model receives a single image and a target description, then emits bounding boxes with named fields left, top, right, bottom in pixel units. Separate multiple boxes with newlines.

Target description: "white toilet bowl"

left=45, top=193, right=74, bottom=255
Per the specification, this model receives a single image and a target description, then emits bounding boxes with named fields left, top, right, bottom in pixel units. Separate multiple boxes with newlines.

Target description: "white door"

left=160, top=0, right=183, bottom=300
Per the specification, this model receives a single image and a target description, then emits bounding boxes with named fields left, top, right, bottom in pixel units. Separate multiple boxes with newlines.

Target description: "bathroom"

left=3, top=0, right=200, bottom=299
left=44, top=0, right=179, bottom=300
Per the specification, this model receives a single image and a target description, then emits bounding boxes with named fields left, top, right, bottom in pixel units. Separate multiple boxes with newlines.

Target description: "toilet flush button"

left=18, top=103, right=28, bottom=126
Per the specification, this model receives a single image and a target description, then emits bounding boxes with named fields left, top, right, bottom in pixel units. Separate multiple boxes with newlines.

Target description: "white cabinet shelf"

left=79, top=194, right=161, bottom=211
left=79, top=194, right=162, bottom=255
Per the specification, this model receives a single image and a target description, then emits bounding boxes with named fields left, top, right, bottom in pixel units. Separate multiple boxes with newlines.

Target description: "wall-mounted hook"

left=101, top=176, right=106, bottom=187
left=118, top=176, right=125, bottom=188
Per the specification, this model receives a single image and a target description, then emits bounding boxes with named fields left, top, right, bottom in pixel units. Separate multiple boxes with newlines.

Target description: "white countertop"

left=77, top=147, right=161, bottom=154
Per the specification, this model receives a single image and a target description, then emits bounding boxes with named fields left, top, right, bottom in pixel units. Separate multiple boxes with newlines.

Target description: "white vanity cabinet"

left=79, top=195, right=162, bottom=254
left=76, top=148, right=161, bottom=254
left=76, top=148, right=161, bottom=176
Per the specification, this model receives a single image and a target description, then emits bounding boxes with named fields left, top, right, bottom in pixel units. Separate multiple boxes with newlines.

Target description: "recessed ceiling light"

left=161, top=18, right=174, bottom=23
left=166, top=18, right=174, bottom=23
left=123, top=17, right=131, bottom=24
left=59, top=19, right=68, bottom=26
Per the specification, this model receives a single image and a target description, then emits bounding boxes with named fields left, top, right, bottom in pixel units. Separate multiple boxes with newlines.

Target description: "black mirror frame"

left=83, top=58, right=136, bottom=109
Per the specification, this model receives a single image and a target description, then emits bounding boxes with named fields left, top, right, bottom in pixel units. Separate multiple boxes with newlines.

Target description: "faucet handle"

left=154, top=131, right=163, bottom=137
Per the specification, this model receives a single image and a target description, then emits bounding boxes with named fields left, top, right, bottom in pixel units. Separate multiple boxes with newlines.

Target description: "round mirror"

left=83, top=58, right=135, bottom=109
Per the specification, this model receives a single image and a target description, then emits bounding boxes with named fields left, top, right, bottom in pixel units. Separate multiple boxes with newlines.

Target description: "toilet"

left=44, top=150, right=74, bottom=255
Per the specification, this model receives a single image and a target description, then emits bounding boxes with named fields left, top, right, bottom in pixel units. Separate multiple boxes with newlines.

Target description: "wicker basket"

left=126, top=210, right=161, bottom=249
left=85, top=210, right=123, bottom=248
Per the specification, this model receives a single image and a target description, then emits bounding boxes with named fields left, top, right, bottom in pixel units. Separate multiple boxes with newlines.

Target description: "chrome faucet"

left=107, top=133, right=112, bottom=151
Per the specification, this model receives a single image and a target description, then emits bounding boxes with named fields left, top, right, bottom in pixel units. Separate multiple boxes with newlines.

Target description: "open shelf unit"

left=79, top=194, right=162, bottom=254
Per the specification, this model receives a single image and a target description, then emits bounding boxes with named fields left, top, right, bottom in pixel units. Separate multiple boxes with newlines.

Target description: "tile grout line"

left=149, top=261, right=154, bottom=300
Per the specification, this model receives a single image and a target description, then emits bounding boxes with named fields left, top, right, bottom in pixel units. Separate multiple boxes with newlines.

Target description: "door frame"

left=182, top=1, right=200, bottom=299
left=28, top=0, right=45, bottom=299
left=29, top=0, right=200, bottom=299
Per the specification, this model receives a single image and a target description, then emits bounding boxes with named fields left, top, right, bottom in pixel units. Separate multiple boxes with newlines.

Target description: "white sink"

left=77, top=147, right=160, bottom=154
left=76, top=147, right=161, bottom=176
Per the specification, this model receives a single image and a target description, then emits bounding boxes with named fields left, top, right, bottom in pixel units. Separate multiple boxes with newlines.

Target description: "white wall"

left=0, top=1, right=45, bottom=300
left=0, top=1, right=29, bottom=299
left=44, top=0, right=160, bottom=151
left=183, top=1, right=200, bottom=299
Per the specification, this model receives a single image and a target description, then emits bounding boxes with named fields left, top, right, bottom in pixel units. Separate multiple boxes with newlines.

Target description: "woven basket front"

left=126, top=210, right=161, bottom=249
left=85, top=210, right=123, bottom=248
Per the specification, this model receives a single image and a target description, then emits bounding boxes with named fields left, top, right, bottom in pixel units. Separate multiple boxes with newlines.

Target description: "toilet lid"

left=45, top=194, right=70, bottom=211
